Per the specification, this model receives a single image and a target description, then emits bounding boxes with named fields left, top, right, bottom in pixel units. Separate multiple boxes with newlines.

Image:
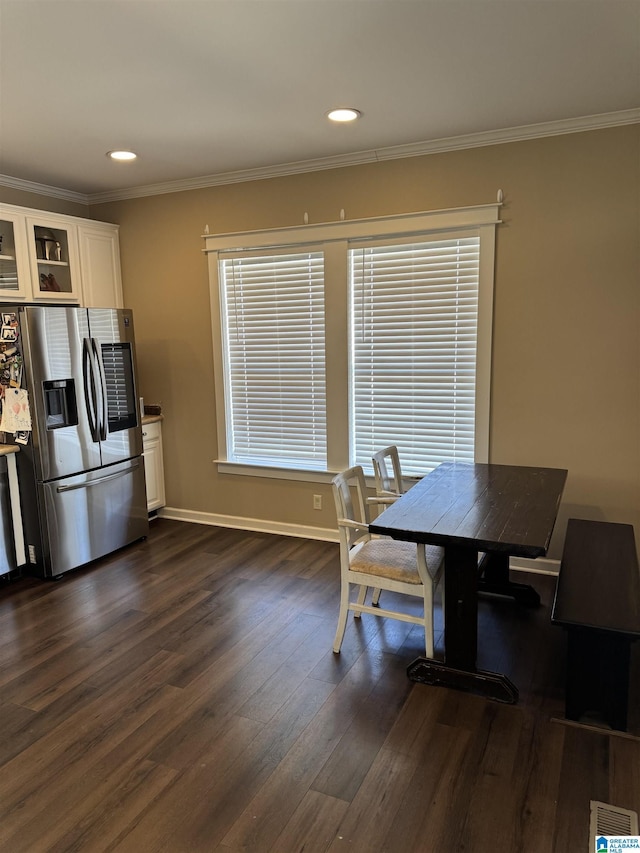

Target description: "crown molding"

left=85, top=108, right=640, bottom=203
left=0, top=173, right=91, bottom=206
left=375, top=107, right=640, bottom=160
left=1, top=109, right=638, bottom=207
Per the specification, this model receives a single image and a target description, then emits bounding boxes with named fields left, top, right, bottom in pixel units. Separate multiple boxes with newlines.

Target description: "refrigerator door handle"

left=56, top=461, right=141, bottom=493
left=91, top=337, right=108, bottom=441
left=82, top=337, right=100, bottom=443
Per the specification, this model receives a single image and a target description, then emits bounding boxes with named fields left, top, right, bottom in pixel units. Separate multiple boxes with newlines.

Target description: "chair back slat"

left=332, top=466, right=370, bottom=548
left=372, top=445, right=404, bottom=497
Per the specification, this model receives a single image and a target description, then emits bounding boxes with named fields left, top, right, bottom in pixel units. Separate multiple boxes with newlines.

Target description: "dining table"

left=369, top=461, right=568, bottom=703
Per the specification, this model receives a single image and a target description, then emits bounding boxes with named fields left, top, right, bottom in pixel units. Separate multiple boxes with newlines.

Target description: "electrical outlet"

left=313, top=494, right=322, bottom=510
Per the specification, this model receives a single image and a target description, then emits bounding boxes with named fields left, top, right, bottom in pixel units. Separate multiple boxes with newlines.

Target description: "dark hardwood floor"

left=0, top=519, right=638, bottom=852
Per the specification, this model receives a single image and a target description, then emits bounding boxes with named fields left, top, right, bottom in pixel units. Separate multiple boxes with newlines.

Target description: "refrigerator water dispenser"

left=43, top=379, right=78, bottom=429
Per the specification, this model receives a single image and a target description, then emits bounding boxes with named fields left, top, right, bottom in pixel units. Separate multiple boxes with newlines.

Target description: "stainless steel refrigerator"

left=9, top=305, right=148, bottom=578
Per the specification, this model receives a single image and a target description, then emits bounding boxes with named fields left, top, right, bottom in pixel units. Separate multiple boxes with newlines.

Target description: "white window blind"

left=350, top=236, right=481, bottom=475
left=219, top=250, right=327, bottom=470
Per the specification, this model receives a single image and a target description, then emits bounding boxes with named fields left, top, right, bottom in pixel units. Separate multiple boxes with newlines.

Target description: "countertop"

left=142, top=414, right=163, bottom=425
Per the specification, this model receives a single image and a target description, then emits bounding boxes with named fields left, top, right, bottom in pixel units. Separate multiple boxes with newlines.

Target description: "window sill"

left=215, top=460, right=338, bottom=484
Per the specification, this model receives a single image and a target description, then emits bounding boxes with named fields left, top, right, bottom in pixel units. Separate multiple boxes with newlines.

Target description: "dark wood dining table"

left=369, top=461, right=568, bottom=703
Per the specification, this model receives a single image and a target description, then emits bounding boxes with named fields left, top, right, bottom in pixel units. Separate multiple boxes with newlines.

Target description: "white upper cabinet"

left=0, top=203, right=123, bottom=307
left=77, top=222, right=123, bottom=308
left=0, top=209, right=33, bottom=300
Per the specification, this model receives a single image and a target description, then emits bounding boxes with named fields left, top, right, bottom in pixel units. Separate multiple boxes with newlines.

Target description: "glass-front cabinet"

left=25, top=214, right=82, bottom=301
left=0, top=212, right=32, bottom=300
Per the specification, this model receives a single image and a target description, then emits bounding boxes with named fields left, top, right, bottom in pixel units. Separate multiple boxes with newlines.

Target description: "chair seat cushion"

left=352, top=539, right=443, bottom=584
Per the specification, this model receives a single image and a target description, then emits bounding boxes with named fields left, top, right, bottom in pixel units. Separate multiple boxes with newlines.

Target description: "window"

left=350, top=236, right=481, bottom=475
left=206, top=204, right=499, bottom=480
left=219, top=250, right=326, bottom=470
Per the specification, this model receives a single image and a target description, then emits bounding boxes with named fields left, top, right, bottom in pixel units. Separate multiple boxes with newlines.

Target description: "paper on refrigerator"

left=0, top=387, right=32, bottom=432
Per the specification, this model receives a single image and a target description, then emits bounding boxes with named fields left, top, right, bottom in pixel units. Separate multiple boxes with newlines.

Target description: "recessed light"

left=327, top=108, right=361, bottom=123
left=107, top=150, right=137, bottom=161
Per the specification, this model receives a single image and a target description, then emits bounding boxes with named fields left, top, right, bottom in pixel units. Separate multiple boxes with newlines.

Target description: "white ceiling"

left=1, top=0, right=639, bottom=202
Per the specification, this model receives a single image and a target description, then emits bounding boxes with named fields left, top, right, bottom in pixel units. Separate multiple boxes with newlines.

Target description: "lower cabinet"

left=0, top=450, right=24, bottom=573
left=142, top=420, right=166, bottom=513
left=0, top=455, right=16, bottom=575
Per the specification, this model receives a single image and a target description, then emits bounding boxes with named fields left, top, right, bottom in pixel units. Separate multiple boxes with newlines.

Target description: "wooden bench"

left=551, top=518, right=640, bottom=731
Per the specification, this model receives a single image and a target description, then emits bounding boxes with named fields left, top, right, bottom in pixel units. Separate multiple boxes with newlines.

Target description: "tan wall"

left=7, top=124, right=639, bottom=558
left=0, top=186, right=89, bottom=218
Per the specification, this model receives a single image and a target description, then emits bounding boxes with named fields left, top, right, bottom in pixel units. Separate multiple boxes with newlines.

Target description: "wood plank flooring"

left=0, top=518, right=638, bottom=852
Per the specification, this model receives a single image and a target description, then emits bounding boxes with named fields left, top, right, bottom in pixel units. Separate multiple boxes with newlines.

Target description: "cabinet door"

left=25, top=214, right=82, bottom=302
left=0, top=211, right=32, bottom=301
left=78, top=224, right=123, bottom=308
left=142, top=422, right=166, bottom=511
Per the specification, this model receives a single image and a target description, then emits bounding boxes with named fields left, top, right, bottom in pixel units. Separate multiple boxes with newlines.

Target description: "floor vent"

left=590, top=800, right=639, bottom=844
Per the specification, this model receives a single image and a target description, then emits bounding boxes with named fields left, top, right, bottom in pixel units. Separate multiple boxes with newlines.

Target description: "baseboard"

left=509, top=556, right=560, bottom=575
left=158, top=506, right=560, bottom=573
left=158, top=506, right=339, bottom=543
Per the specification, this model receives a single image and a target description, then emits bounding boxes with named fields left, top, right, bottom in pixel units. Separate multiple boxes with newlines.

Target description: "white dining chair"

left=372, top=444, right=414, bottom=504
left=332, top=465, right=444, bottom=658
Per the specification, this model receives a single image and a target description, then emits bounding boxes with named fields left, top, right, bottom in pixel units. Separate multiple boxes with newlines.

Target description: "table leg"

left=407, top=545, right=519, bottom=704
left=477, top=551, right=541, bottom=606
left=444, top=545, right=479, bottom=669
